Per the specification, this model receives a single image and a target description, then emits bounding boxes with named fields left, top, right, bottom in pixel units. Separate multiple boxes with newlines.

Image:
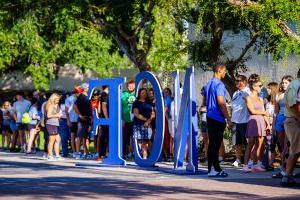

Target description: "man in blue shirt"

left=203, top=64, right=232, bottom=177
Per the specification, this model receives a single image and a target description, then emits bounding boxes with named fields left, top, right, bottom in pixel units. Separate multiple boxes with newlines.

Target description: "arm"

left=199, top=96, right=207, bottom=112
left=102, top=102, right=108, bottom=119
left=13, top=103, right=17, bottom=122
left=217, top=96, right=231, bottom=121
left=290, top=102, right=300, bottom=122
left=245, top=96, right=267, bottom=115
left=217, top=95, right=233, bottom=128
left=133, top=108, right=148, bottom=121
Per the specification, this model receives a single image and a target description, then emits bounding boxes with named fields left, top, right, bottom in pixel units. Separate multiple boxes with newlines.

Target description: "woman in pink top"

left=243, top=74, right=271, bottom=172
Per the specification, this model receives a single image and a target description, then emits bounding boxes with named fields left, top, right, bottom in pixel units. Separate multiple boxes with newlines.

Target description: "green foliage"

left=172, top=0, right=300, bottom=72
left=0, top=1, right=128, bottom=90
left=0, top=0, right=299, bottom=91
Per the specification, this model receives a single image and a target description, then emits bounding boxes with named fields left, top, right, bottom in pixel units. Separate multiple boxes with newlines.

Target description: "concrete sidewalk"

left=0, top=151, right=299, bottom=199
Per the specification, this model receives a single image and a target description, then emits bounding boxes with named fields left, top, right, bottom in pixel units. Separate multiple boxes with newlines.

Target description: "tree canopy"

left=0, top=0, right=299, bottom=91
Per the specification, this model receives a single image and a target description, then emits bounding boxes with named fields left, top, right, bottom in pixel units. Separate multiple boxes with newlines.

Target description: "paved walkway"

left=0, top=151, right=300, bottom=200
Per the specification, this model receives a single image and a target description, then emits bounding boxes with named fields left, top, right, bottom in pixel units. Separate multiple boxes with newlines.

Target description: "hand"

left=266, top=124, right=271, bottom=132
left=144, top=121, right=149, bottom=128
left=226, top=119, right=233, bottom=129
left=79, top=115, right=87, bottom=121
left=151, top=112, right=155, bottom=119
left=67, top=120, right=72, bottom=128
left=263, top=111, right=269, bottom=117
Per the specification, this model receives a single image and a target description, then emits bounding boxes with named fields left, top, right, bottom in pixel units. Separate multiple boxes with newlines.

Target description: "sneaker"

left=280, top=175, right=297, bottom=187
left=96, top=156, right=104, bottom=161
left=79, top=154, right=87, bottom=160
left=248, top=160, right=254, bottom=168
left=55, top=156, right=64, bottom=161
left=232, top=160, right=241, bottom=168
left=242, top=164, right=252, bottom=173
left=252, top=165, right=266, bottom=172
left=208, top=168, right=218, bottom=177
left=75, top=153, right=82, bottom=160
left=208, top=170, right=228, bottom=178
left=47, top=156, right=56, bottom=161
left=42, top=153, right=47, bottom=160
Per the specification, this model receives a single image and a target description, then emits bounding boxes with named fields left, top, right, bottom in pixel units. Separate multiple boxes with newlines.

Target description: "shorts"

left=201, top=121, right=208, bottom=133
left=133, top=124, right=152, bottom=141
left=284, top=117, right=300, bottom=155
left=16, top=123, right=28, bottom=131
left=77, top=121, right=90, bottom=139
left=275, top=113, right=286, bottom=133
left=27, top=124, right=37, bottom=130
left=234, top=123, right=247, bottom=145
left=46, top=124, right=59, bottom=135
left=2, top=125, right=11, bottom=133
left=70, top=122, right=78, bottom=134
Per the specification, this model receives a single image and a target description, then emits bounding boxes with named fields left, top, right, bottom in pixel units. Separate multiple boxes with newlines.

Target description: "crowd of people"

left=0, top=80, right=175, bottom=162
left=0, top=64, right=300, bottom=187
left=200, top=64, right=300, bottom=186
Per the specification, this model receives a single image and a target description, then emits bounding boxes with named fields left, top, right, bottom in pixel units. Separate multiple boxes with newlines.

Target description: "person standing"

left=203, top=64, right=232, bottom=177
left=280, top=70, right=300, bottom=186
left=231, top=75, right=250, bottom=167
left=1, top=101, right=12, bottom=149
left=59, top=94, right=70, bottom=157
left=272, top=76, right=293, bottom=178
left=74, top=83, right=92, bottom=159
left=132, top=88, right=155, bottom=159
left=122, top=80, right=136, bottom=159
left=45, top=93, right=63, bottom=161
left=11, top=92, right=31, bottom=152
left=26, top=96, right=40, bottom=154
left=243, top=74, right=270, bottom=172
left=99, top=85, right=110, bottom=160
left=65, top=86, right=81, bottom=157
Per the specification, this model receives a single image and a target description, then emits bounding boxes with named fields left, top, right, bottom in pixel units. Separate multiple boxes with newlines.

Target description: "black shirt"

left=132, top=100, right=152, bottom=125
left=75, top=94, right=92, bottom=122
left=100, top=91, right=109, bottom=118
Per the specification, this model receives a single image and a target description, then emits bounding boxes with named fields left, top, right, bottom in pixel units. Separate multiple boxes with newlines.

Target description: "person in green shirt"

left=122, top=79, right=136, bottom=159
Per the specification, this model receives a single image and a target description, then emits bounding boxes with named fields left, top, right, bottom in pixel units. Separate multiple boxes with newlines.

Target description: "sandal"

left=280, top=175, right=297, bottom=187
left=208, top=171, right=228, bottom=178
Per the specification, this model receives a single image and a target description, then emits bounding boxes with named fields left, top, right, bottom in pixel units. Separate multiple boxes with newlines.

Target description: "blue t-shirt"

left=203, top=78, right=227, bottom=122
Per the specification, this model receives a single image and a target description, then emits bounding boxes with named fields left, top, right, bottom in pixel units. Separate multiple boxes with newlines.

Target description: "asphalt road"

left=0, top=151, right=300, bottom=200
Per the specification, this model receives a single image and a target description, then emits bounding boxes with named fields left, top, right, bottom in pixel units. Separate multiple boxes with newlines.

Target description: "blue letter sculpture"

left=133, top=71, right=165, bottom=167
left=88, top=78, right=126, bottom=166
left=173, top=67, right=199, bottom=172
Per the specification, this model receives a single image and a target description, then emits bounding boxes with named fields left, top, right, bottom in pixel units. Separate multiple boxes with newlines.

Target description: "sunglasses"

left=235, top=79, right=242, bottom=82
left=256, top=84, right=263, bottom=88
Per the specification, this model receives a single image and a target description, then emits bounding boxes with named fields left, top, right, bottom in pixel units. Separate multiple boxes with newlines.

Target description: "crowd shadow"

left=0, top=176, right=267, bottom=199
left=1, top=155, right=300, bottom=199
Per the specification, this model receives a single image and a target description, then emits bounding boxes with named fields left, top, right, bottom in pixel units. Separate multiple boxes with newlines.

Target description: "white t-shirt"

left=231, top=87, right=251, bottom=124
left=13, top=99, right=31, bottom=123
left=29, top=106, right=40, bottom=125
left=65, top=95, right=78, bottom=122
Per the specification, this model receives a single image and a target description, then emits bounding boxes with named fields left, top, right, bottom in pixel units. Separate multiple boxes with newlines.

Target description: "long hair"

left=46, top=93, right=60, bottom=113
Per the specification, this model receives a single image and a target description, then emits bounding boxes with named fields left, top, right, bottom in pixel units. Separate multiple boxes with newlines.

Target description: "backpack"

left=21, top=112, right=31, bottom=124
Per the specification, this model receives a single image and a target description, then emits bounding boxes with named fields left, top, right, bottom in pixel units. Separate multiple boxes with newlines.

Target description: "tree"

left=0, top=1, right=129, bottom=89
left=172, top=0, right=300, bottom=95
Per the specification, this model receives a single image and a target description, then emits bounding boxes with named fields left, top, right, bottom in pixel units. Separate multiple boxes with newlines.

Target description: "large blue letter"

left=133, top=71, right=165, bottom=167
left=173, top=67, right=199, bottom=172
left=88, top=78, right=126, bottom=166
